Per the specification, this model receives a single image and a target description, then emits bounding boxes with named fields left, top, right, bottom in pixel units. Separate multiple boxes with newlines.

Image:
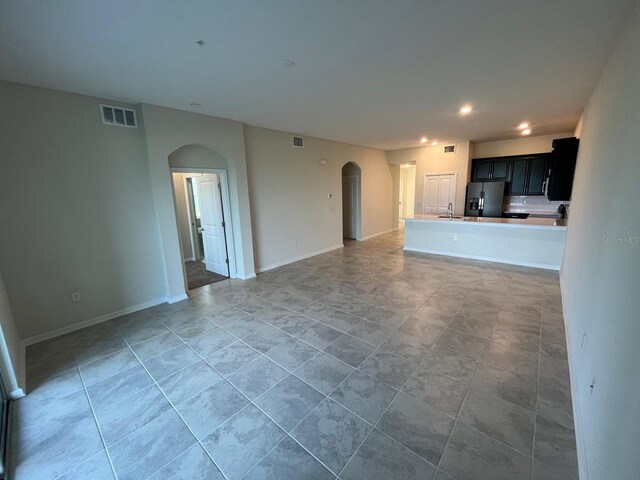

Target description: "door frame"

left=422, top=171, right=458, bottom=214
left=184, top=177, right=202, bottom=262
left=170, top=167, right=237, bottom=284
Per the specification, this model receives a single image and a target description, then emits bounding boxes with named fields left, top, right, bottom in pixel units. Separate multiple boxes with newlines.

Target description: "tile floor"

left=11, top=230, right=578, bottom=480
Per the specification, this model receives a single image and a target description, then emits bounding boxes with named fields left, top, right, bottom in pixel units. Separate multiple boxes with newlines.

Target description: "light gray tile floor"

left=11, top=230, right=578, bottom=479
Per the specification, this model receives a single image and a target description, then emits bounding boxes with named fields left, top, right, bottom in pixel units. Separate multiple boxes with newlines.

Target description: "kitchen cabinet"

left=472, top=159, right=492, bottom=181
left=470, top=137, right=578, bottom=198
left=509, top=158, right=528, bottom=195
left=548, top=137, right=579, bottom=200
left=472, top=154, right=548, bottom=195
left=471, top=158, right=510, bottom=182
left=526, top=155, right=549, bottom=195
left=491, top=159, right=510, bottom=181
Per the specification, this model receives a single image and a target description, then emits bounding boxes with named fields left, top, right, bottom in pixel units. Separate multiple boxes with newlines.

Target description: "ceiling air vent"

left=443, top=144, right=456, bottom=154
left=292, top=136, right=304, bottom=148
left=100, top=104, right=137, bottom=128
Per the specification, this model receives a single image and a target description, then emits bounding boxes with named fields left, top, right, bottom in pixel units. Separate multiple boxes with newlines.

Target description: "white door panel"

left=194, top=174, right=228, bottom=276
left=423, top=174, right=457, bottom=215
left=423, top=177, right=440, bottom=214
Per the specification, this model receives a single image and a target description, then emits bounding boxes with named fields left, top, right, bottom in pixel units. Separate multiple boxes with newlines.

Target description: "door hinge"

left=218, top=183, right=222, bottom=190
left=225, top=258, right=229, bottom=264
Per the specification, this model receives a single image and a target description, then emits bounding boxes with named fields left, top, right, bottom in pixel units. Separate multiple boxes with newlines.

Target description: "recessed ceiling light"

left=196, top=39, right=206, bottom=48
left=190, top=103, right=201, bottom=108
left=518, top=122, right=529, bottom=130
left=459, top=105, right=473, bottom=115
left=521, top=128, right=531, bottom=135
left=283, top=59, right=296, bottom=67
left=420, top=136, right=428, bottom=143
left=431, top=140, right=438, bottom=146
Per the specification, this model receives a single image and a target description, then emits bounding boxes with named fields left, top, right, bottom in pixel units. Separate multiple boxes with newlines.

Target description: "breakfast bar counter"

left=403, top=214, right=567, bottom=270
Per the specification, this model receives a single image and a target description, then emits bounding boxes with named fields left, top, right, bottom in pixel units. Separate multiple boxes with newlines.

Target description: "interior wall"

left=243, top=125, right=395, bottom=272
left=560, top=4, right=640, bottom=479
left=400, top=165, right=416, bottom=219
left=142, top=104, right=255, bottom=298
left=0, top=81, right=167, bottom=339
left=472, top=132, right=574, bottom=158
left=171, top=173, right=194, bottom=261
left=387, top=142, right=471, bottom=216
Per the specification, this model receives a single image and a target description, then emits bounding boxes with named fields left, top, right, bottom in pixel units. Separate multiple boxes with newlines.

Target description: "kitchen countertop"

left=405, top=214, right=568, bottom=229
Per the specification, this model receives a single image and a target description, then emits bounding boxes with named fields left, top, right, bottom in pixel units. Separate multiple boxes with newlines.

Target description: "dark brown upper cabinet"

left=547, top=137, right=580, bottom=200
left=470, top=138, right=578, bottom=198
left=471, top=158, right=510, bottom=182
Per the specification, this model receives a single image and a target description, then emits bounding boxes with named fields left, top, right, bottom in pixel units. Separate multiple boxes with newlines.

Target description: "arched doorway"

left=342, top=162, right=361, bottom=240
left=168, top=145, right=236, bottom=291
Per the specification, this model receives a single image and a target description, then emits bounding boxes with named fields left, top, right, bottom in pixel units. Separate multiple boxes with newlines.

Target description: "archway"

left=341, top=162, right=361, bottom=240
left=168, top=145, right=237, bottom=291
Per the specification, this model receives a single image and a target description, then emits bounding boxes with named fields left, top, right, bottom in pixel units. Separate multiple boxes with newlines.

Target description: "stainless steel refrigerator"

left=464, top=182, right=507, bottom=217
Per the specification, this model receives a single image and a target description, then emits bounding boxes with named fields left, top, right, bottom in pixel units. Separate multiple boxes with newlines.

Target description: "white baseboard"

left=183, top=257, right=195, bottom=263
left=22, top=296, right=168, bottom=346
left=166, top=293, right=189, bottom=304
left=256, top=244, right=344, bottom=274
left=559, top=276, right=589, bottom=480
left=358, top=227, right=399, bottom=241
left=403, top=246, right=560, bottom=270
left=237, top=272, right=257, bottom=280
left=9, top=388, right=25, bottom=400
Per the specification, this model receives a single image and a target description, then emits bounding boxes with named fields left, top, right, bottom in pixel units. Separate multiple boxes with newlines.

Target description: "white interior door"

left=342, top=175, right=358, bottom=239
left=194, top=174, right=228, bottom=276
left=423, top=174, right=457, bottom=214
left=423, top=176, right=441, bottom=214
left=438, top=175, right=455, bottom=213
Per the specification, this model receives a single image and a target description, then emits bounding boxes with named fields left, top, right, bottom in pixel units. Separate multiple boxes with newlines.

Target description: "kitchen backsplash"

left=505, top=196, right=571, bottom=216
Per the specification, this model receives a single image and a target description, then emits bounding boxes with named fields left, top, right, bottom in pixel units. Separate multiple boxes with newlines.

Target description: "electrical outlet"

left=453, top=234, right=458, bottom=241
left=71, top=292, right=82, bottom=302
left=293, top=240, right=298, bottom=247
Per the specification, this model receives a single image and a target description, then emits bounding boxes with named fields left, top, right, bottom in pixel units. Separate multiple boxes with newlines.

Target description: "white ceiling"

left=0, top=0, right=633, bottom=150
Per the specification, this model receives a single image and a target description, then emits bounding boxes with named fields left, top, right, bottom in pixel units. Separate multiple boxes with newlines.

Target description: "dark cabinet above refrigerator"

left=471, top=158, right=510, bottom=182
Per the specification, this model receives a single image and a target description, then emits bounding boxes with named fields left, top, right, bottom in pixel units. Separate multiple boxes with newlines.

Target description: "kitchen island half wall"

left=404, top=215, right=567, bottom=270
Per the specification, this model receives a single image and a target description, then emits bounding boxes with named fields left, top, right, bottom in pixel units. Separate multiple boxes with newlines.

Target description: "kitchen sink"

left=437, top=215, right=463, bottom=219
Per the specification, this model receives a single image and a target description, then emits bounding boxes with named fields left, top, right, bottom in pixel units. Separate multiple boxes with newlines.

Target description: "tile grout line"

left=159, top=317, right=345, bottom=479
left=531, top=305, right=545, bottom=477
left=334, top=301, right=462, bottom=479
left=114, top=334, right=233, bottom=480
left=54, top=360, right=120, bottom=480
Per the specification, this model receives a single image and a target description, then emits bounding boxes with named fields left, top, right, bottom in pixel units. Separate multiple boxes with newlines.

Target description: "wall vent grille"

left=100, top=104, right=137, bottom=128
left=444, top=144, right=456, bottom=153
left=292, top=136, right=304, bottom=147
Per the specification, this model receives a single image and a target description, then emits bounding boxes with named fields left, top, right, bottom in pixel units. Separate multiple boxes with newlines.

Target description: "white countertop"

left=404, top=214, right=568, bottom=229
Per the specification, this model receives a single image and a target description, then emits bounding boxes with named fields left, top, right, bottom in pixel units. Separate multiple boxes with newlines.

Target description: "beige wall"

left=0, top=81, right=167, bottom=339
left=142, top=104, right=256, bottom=297
left=472, top=132, right=574, bottom=158
left=244, top=126, right=395, bottom=271
left=388, top=142, right=472, bottom=216
left=560, top=5, right=640, bottom=479
left=171, top=173, right=194, bottom=261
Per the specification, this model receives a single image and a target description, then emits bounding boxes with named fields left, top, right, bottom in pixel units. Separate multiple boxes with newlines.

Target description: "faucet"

left=447, top=202, right=453, bottom=219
